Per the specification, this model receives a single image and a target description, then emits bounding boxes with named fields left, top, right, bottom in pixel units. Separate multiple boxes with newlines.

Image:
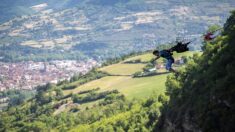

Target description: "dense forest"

left=0, top=10, right=235, bottom=132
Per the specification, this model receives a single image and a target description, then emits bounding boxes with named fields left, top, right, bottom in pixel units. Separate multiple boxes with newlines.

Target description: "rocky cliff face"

left=156, top=11, right=235, bottom=132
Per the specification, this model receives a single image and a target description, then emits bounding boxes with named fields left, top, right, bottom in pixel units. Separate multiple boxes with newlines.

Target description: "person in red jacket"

left=204, top=28, right=222, bottom=41
left=204, top=32, right=215, bottom=41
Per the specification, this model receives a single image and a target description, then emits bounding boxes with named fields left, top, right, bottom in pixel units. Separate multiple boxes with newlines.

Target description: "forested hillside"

left=0, top=0, right=81, bottom=23
left=0, top=0, right=234, bottom=62
left=156, top=11, right=235, bottom=132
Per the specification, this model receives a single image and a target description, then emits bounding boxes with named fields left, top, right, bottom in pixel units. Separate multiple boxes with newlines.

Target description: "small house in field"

left=175, top=57, right=185, bottom=65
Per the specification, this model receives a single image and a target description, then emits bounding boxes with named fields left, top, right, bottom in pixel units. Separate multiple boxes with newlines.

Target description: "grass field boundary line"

left=108, top=74, right=133, bottom=77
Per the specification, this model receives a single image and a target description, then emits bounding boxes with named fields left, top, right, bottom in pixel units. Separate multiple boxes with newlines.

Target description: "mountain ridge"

left=0, top=0, right=234, bottom=62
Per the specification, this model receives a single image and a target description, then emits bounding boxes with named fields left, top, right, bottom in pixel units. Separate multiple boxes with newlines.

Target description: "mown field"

left=63, top=51, right=199, bottom=100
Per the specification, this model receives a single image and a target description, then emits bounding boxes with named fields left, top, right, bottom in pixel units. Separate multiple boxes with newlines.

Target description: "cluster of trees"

left=69, top=69, right=109, bottom=84
left=0, top=89, right=35, bottom=107
left=143, top=62, right=155, bottom=72
left=35, top=83, right=64, bottom=105
left=124, top=59, right=142, bottom=64
left=77, top=87, right=100, bottom=95
left=0, top=44, right=88, bottom=62
left=132, top=71, right=143, bottom=77
left=72, top=89, right=119, bottom=104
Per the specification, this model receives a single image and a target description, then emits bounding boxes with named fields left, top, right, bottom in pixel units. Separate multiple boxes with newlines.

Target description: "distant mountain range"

left=0, top=0, right=87, bottom=23
left=0, top=0, right=234, bottom=62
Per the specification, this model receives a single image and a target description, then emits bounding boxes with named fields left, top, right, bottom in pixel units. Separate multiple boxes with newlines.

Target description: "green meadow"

left=64, top=51, right=199, bottom=99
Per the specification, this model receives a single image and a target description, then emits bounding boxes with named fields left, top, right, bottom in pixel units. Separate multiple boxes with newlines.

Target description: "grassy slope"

left=99, top=63, right=146, bottom=75
left=124, top=53, right=153, bottom=62
left=63, top=51, right=199, bottom=100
